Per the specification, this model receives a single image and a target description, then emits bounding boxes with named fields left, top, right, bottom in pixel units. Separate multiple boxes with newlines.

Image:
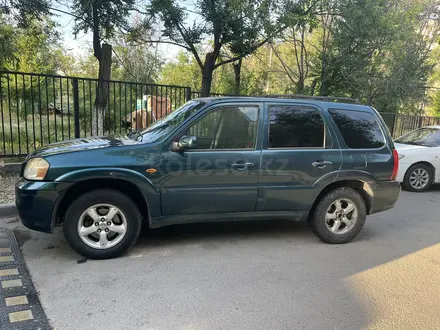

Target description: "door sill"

left=150, top=211, right=308, bottom=228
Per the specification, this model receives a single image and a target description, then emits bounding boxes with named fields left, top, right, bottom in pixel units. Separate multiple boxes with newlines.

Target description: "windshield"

left=139, top=100, right=206, bottom=143
left=395, top=127, right=440, bottom=147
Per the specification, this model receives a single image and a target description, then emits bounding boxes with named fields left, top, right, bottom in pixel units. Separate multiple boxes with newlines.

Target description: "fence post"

left=186, top=87, right=192, bottom=101
left=72, top=78, right=80, bottom=138
left=390, top=113, right=396, bottom=137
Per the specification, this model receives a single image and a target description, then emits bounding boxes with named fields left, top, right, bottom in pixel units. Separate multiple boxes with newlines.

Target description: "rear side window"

left=329, top=109, right=385, bottom=149
left=269, top=105, right=326, bottom=148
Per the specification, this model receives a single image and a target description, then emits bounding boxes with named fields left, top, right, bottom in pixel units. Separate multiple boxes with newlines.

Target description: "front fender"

left=54, top=167, right=161, bottom=216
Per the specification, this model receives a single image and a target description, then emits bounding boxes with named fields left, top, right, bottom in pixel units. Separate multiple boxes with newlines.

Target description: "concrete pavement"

left=2, top=188, right=440, bottom=330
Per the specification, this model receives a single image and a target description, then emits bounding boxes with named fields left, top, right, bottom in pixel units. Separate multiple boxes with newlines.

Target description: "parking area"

left=2, top=188, right=440, bottom=330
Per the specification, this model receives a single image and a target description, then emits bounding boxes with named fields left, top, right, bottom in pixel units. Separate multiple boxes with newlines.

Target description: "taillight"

left=391, top=149, right=399, bottom=180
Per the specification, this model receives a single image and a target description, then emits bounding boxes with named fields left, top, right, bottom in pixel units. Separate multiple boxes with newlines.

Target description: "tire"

left=402, top=163, right=434, bottom=192
left=63, top=189, right=142, bottom=259
left=309, top=187, right=366, bottom=244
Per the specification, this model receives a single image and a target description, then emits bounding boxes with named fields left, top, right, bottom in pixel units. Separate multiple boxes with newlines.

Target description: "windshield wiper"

left=127, top=129, right=142, bottom=141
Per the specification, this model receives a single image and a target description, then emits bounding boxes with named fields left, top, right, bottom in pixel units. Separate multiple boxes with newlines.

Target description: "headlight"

left=398, top=154, right=405, bottom=160
left=24, top=158, right=50, bottom=181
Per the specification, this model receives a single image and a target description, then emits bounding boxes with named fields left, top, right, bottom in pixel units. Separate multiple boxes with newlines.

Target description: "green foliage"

left=112, top=43, right=163, bottom=84
left=148, top=0, right=302, bottom=95
left=0, top=0, right=50, bottom=27
left=159, top=53, right=201, bottom=89
left=306, top=0, right=440, bottom=113
left=0, top=13, right=66, bottom=74
left=72, top=0, right=135, bottom=40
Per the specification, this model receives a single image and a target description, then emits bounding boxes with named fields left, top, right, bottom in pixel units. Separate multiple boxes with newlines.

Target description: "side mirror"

left=178, top=135, right=197, bottom=149
left=170, top=135, right=197, bottom=152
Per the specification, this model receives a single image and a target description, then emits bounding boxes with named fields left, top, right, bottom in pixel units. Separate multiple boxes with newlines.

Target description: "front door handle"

left=312, top=160, right=333, bottom=168
left=232, top=162, right=255, bottom=171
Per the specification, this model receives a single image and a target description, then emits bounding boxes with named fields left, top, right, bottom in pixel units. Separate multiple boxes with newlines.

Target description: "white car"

left=394, top=126, right=440, bottom=192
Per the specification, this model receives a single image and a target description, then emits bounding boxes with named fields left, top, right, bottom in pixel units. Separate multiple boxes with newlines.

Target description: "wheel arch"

left=310, top=180, right=373, bottom=219
left=55, top=178, right=150, bottom=226
left=405, top=161, right=435, bottom=177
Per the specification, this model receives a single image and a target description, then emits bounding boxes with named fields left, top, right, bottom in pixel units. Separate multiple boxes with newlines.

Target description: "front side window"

left=186, top=106, right=259, bottom=150
left=140, top=100, right=205, bottom=143
left=329, top=109, right=385, bottom=149
left=269, top=105, right=326, bottom=148
left=395, top=128, right=440, bottom=147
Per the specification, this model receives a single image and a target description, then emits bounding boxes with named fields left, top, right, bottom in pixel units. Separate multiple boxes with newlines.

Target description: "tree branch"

left=132, top=38, right=192, bottom=51
left=174, top=22, right=204, bottom=70
left=214, top=36, right=273, bottom=69
left=49, top=5, right=95, bottom=31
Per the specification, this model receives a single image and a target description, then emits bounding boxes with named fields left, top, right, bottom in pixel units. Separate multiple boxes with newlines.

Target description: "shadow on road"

left=136, top=219, right=311, bottom=248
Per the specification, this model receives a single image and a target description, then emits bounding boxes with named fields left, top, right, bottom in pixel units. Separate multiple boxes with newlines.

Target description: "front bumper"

left=15, top=178, right=62, bottom=233
left=369, top=180, right=401, bottom=214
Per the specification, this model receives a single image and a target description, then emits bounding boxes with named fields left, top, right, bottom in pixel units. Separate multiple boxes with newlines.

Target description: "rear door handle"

left=312, top=161, right=333, bottom=168
left=232, top=162, right=255, bottom=171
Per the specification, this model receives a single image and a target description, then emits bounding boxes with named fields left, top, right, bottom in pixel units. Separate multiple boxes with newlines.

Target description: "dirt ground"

left=0, top=173, right=18, bottom=204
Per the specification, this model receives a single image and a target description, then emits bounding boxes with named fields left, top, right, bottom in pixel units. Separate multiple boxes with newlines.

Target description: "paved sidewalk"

left=0, top=226, right=50, bottom=330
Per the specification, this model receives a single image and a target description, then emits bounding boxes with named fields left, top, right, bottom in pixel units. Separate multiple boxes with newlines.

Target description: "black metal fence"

left=1, top=70, right=440, bottom=157
left=380, top=113, right=440, bottom=138
left=0, top=71, right=192, bottom=157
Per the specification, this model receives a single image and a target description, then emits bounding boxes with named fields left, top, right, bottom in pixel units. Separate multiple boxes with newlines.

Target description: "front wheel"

left=63, top=189, right=142, bottom=259
left=309, top=187, right=366, bottom=244
left=402, top=163, right=433, bottom=192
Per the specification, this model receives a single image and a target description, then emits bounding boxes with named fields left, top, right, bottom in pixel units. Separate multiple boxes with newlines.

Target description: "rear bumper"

left=15, top=178, right=62, bottom=233
left=369, top=180, right=401, bottom=214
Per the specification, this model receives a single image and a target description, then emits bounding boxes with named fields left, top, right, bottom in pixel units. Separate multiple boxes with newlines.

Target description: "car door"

left=160, top=102, right=264, bottom=215
left=257, top=103, right=342, bottom=212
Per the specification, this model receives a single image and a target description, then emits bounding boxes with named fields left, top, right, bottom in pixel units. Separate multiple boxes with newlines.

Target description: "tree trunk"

left=233, top=58, right=242, bottom=95
left=92, top=43, right=112, bottom=136
left=265, top=47, right=273, bottom=93
left=201, top=53, right=215, bottom=97
left=319, top=64, right=329, bottom=96
left=296, top=79, right=305, bottom=95
left=310, top=79, right=318, bottom=96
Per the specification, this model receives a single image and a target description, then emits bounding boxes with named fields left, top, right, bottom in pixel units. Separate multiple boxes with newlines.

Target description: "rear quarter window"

left=329, top=109, right=385, bottom=149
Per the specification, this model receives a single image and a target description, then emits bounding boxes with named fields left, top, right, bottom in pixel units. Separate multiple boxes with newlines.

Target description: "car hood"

left=28, top=136, right=139, bottom=158
left=394, top=142, right=428, bottom=152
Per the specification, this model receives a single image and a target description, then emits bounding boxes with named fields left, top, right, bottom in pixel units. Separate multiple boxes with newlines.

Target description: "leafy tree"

left=0, top=14, right=16, bottom=69
left=71, top=0, right=136, bottom=135
left=308, top=0, right=440, bottom=112
left=0, top=0, right=50, bottom=26
left=159, top=52, right=202, bottom=89
left=148, top=0, right=313, bottom=96
left=112, top=39, right=163, bottom=84
left=0, top=0, right=52, bottom=68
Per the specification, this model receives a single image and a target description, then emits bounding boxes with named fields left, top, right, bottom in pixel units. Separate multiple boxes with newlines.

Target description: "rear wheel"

left=402, top=163, right=433, bottom=192
left=63, top=189, right=142, bottom=259
left=309, top=187, right=366, bottom=244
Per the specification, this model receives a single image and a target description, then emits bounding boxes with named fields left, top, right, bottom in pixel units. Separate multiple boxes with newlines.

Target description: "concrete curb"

left=0, top=163, right=21, bottom=175
left=0, top=204, right=16, bottom=217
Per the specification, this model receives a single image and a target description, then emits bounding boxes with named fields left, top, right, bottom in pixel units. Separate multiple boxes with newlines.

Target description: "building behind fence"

left=1, top=70, right=440, bottom=158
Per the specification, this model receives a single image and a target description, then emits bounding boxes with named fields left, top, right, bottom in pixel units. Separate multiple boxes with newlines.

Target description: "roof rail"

left=259, top=94, right=361, bottom=104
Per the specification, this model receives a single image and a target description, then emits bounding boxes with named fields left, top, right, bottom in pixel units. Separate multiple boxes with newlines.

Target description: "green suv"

left=15, top=97, right=401, bottom=259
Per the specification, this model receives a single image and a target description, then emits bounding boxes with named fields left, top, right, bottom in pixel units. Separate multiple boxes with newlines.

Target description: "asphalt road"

left=3, top=187, right=440, bottom=330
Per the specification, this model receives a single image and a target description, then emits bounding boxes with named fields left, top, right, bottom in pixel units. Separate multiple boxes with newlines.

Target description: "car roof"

left=195, top=96, right=373, bottom=111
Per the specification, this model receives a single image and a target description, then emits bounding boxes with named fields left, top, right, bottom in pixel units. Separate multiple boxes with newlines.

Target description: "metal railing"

left=1, top=70, right=440, bottom=157
left=380, top=113, right=440, bottom=138
left=0, top=71, right=191, bottom=157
